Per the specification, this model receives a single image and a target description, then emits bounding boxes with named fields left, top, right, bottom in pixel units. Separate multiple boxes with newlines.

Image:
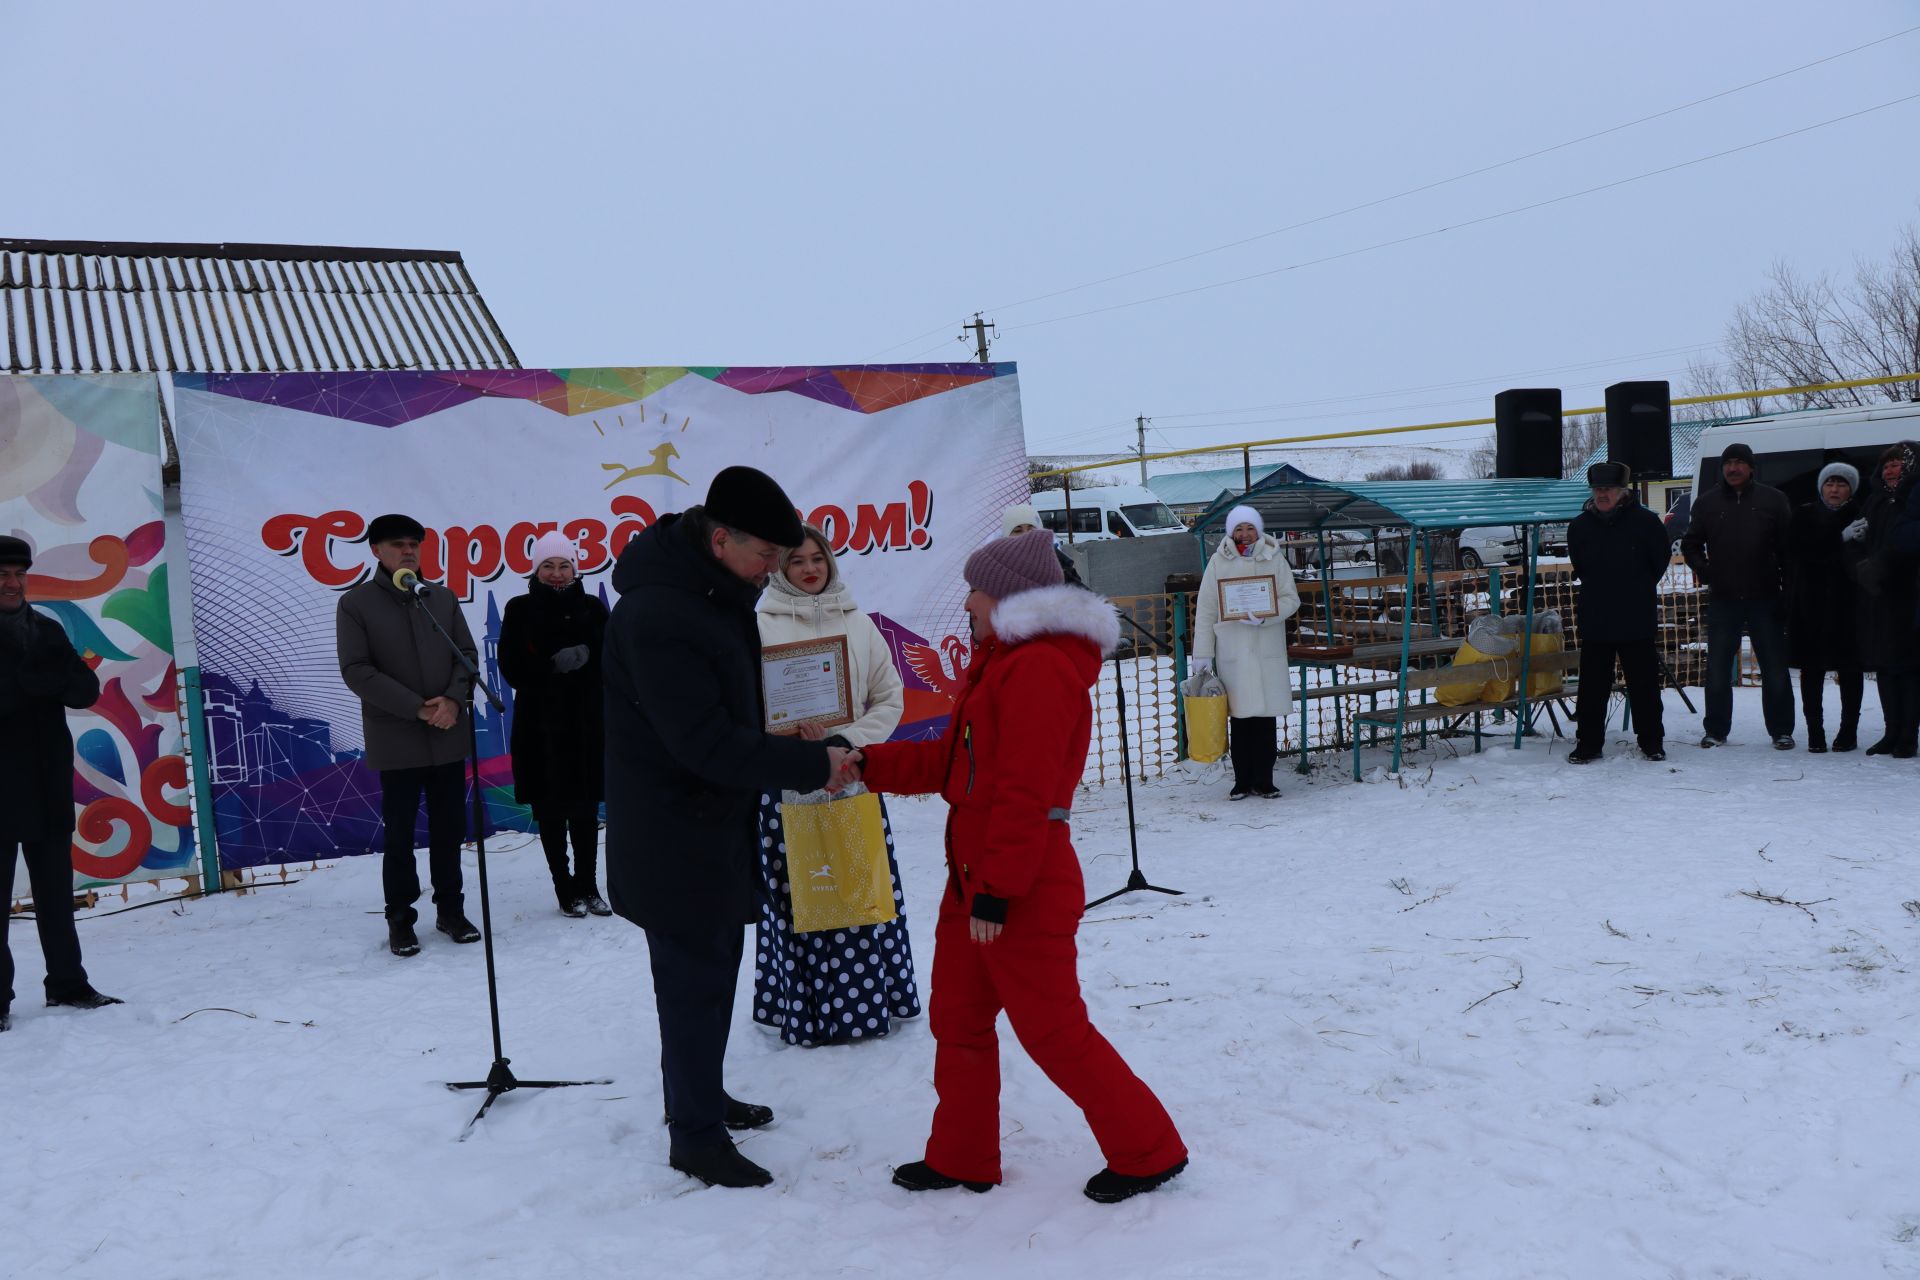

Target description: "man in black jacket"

left=603, top=466, right=853, bottom=1189
left=1680, top=442, right=1796, bottom=749
left=0, top=536, right=121, bottom=1030
left=1566, top=464, right=1671, bottom=763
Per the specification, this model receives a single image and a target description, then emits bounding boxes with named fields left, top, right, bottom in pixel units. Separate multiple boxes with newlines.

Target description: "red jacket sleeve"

left=860, top=736, right=951, bottom=797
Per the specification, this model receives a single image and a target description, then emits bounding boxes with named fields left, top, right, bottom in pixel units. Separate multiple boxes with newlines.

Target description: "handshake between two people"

left=792, top=720, right=866, bottom=793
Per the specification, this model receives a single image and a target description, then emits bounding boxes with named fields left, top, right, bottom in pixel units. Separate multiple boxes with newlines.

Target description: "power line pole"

left=1136, top=416, right=1148, bottom=484
left=962, top=312, right=997, bottom=364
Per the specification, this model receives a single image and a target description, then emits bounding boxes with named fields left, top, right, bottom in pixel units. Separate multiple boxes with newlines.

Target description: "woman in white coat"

left=752, top=523, right=921, bottom=1045
left=1192, top=505, right=1301, bottom=798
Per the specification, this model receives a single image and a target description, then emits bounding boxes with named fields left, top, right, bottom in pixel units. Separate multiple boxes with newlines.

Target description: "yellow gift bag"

left=1182, top=672, right=1228, bottom=763
left=779, top=791, right=898, bottom=934
left=1435, top=639, right=1500, bottom=706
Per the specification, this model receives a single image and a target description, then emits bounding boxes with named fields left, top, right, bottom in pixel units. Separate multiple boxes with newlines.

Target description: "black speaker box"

left=1604, top=380, right=1672, bottom=480
left=1494, top=388, right=1563, bottom=478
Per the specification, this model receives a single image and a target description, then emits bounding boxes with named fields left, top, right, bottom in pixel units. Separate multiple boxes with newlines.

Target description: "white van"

left=1030, top=484, right=1187, bottom=543
left=1693, top=401, right=1920, bottom=503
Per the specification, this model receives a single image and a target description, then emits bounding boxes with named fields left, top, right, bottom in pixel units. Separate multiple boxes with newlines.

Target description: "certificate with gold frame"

left=762, top=635, right=855, bottom=733
left=1217, top=574, right=1279, bottom=621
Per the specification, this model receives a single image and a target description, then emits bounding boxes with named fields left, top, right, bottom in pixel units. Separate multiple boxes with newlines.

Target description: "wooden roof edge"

left=0, top=238, right=466, bottom=265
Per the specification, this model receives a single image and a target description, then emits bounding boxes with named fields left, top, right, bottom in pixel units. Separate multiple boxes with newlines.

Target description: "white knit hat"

left=1001, top=503, right=1042, bottom=537
left=1817, top=461, right=1859, bottom=497
left=529, top=530, right=578, bottom=568
left=1225, top=504, right=1264, bottom=538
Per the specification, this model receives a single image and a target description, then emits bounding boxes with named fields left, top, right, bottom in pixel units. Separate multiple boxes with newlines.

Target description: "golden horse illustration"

left=601, top=442, right=688, bottom=489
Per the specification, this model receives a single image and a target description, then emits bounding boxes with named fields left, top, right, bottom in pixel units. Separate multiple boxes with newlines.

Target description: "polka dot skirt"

left=752, top=791, right=922, bottom=1046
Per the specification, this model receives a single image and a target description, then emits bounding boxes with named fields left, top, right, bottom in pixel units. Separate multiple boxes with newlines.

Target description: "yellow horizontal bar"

left=1032, top=371, right=1920, bottom=479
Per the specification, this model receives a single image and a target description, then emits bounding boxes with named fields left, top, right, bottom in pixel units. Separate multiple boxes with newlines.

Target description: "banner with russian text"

left=1, top=374, right=194, bottom=887
left=172, top=366, right=1027, bottom=870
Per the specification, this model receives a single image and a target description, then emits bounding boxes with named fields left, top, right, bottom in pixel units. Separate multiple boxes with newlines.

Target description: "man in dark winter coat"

left=0, top=536, right=120, bottom=1030
left=1787, top=461, right=1865, bottom=752
left=602, top=466, right=854, bottom=1190
left=1680, top=442, right=1796, bottom=749
left=1566, top=463, right=1671, bottom=763
left=1875, top=443, right=1920, bottom=756
left=336, top=513, right=482, bottom=958
left=1848, top=443, right=1919, bottom=757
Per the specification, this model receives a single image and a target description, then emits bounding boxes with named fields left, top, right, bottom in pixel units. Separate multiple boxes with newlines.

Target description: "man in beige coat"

left=336, top=513, right=482, bottom=957
left=1191, top=505, right=1301, bottom=798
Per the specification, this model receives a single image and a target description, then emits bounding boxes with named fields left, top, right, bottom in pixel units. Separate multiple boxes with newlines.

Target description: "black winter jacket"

left=1680, top=480, right=1792, bottom=602
left=1567, top=496, right=1670, bottom=643
left=1785, top=497, right=1863, bottom=671
left=0, top=607, right=102, bottom=842
left=499, top=579, right=607, bottom=811
left=601, top=512, right=830, bottom=934
left=1847, top=478, right=1919, bottom=673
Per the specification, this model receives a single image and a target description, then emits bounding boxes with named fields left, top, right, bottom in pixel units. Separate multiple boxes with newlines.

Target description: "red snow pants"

left=923, top=846, right=1187, bottom=1184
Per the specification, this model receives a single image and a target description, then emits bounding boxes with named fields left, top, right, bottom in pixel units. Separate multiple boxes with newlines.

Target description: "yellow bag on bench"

left=1434, top=640, right=1500, bottom=706
left=1481, top=633, right=1565, bottom=701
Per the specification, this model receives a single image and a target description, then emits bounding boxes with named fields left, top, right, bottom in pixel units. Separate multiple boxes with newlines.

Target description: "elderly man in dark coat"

left=1681, top=441, right=1796, bottom=749
left=1849, top=444, right=1920, bottom=757
left=0, top=535, right=119, bottom=1030
left=336, top=513, right=482, bottom=958
left=603, top=466, right=853, bottom=1190
left=1566, top=463, right=1672, bottom=763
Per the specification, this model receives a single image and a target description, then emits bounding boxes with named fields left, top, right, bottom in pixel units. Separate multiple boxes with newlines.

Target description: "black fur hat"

left=0, top=535, right=31, bottom=568
left=704, top=467, right=805, bottom=547
left=367, top=513, right=426, bottom=545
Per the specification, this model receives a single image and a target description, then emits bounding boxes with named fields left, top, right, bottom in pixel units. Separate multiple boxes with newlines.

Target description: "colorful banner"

left=173, top=366, right=1028, bottom=870
left=0, top=374, right=194, bottom=887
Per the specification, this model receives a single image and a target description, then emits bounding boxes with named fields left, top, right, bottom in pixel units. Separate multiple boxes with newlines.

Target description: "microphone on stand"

left=392, top=567, right=432, bottom=599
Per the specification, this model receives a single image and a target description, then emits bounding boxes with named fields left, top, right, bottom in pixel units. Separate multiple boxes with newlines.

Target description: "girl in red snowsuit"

left=854, top=529, right=1188, bottom=1203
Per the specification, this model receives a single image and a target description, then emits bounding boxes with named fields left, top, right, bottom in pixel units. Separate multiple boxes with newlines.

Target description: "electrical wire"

left=1007, top=91, right=1920, bottom=332
left=866, top=25, right=1919, bottom=357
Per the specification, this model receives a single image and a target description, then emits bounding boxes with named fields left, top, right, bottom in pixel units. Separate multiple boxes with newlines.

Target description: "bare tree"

left=1364, top=460, right=1444, bottom=481
left=1719, top=219, right=1920, bottom=408
left=1561, top=413, right=1605, bottom=476
left=1466, top=434, right=1497, bottom=479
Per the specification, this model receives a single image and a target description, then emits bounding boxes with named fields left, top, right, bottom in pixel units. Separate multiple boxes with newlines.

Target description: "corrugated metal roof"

left=1146, top=461, right=1318, bottom=507
left=1194, top=477, right=1591, bottom=535
left=0, top=238, right=519, bottom=376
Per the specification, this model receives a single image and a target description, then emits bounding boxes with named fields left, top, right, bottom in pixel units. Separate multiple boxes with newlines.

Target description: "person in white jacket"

left=751, top=523, right=921, bottom=1045
left=1191, top=505, right=1301, bottom=798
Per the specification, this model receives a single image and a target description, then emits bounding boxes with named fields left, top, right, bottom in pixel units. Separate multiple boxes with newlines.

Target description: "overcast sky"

left=7, top=0, right=1917, bottom=469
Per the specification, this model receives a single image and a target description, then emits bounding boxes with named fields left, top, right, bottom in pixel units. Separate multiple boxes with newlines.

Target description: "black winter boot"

left=1084, top=1157, right=1190, bottom=1203
left=576, top=878, right=611, bottom=917
left=554, top=878, right=587, bottom=918
left=436, top=915, right=481, bottom=944
left=0, top=1004, right=10, bottom=1031
left=46, top=985, right=123, bottom=1010
left=1806, top=727, right=1828, bottom=753
left=670, top=1142, right=773, bottom=1189
left=891, top=1160, right=993, bottom=1193
left=388, top=921, right=420, bottom=956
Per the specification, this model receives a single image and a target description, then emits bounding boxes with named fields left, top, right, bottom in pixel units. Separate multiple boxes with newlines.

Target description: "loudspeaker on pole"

left=1604, top=380, right=1672, bottom=480
left=1494, top=388, right=1563, bottom=478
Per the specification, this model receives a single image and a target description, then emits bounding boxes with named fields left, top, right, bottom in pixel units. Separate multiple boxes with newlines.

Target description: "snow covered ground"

left=9, top=686, right=1920, bottom=1279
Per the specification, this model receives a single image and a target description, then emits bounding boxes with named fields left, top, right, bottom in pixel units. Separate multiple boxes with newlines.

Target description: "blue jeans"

left=1703, top=599, right=1794, bottom=740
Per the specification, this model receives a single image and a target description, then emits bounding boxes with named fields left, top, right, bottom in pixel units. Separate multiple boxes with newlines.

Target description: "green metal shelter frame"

left=1187, top=477, right=1594, bottom=779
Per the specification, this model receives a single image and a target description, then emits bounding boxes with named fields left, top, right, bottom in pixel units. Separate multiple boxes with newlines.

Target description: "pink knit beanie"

left=964, top=528, right=1064, bottom=600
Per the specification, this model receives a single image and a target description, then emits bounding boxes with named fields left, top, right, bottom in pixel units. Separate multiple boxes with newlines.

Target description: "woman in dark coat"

left=1786, top=461, right=1864, bottom=752
left=498, top=531, right=609, bottom=915
left=1847, top=443, right=1920, bottom=757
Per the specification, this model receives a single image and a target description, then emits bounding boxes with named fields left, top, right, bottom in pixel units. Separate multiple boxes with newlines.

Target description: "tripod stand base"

left=446, top=1057, right=612, bottom=1139
left=1086, top=868, right=1184, bottom=911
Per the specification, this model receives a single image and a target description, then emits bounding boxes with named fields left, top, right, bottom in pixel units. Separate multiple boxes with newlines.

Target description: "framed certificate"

left=762, top=635, right=855, bottom=733
left=1218, top=574, right=1279, bottom=621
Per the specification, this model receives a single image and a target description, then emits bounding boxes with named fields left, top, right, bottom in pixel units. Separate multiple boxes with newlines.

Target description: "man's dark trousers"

left=2, top=838, right=89, bottom=1005
left=646, top=924, right=745, bottom=1155
left=379, top=760, right=466, bottom=925
left=1575, top=639, right=1665, bottom=752
left=1703, top=599, right=1795, bottom=740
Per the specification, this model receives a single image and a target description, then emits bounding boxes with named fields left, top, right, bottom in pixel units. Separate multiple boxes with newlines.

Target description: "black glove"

left=823, top=734, right=853, bottom=750
left=551, top=644, right=589, bottom=674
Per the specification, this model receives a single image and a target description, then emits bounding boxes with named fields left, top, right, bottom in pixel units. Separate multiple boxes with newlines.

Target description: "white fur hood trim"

left=992, top=584, right=1122, bottom=654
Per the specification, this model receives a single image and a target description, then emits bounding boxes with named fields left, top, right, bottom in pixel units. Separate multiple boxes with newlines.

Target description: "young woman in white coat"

left=751, top=524, right=921, bottom=1045
left=1192, top=505, right=1301, bottom=798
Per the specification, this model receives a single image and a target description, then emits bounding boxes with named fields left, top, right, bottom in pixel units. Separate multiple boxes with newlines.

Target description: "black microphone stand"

left=1086, top=608, right=1184, bottom=911
left=404, top=584, right=609, bottom=1138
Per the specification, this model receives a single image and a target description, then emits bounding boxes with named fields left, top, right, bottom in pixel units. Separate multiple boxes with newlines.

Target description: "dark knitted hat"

left=1586, top=461, right=1631, bottom=488
left=1720, top=442, right=1755, bottom=465
left=0, top=535, right=31, bottom=568
left=964, top=528, right=1064, bottom=600
left=705, top=466, right=805, bottom=547
left=367, top=513, right=426, bottom=544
